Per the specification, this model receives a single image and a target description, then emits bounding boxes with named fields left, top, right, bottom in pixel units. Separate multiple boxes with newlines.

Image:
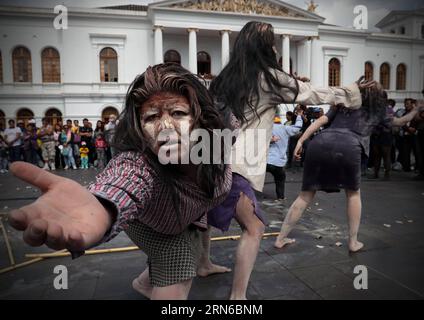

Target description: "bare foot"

left=274, top=237, right=296, bottom=249
left=132, top=277, right=153, bottom=299
left=197, top=263, right=232, bottom=277
left=349, top=241, right=364, bottom=252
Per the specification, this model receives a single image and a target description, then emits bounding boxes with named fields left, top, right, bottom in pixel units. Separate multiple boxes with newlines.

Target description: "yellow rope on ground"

left=0, top=250, right=68, bottom=275
left=0, top=218, right=281, bottom=274
left=23, top=232, right=281, bottom=259
left=0, top=217, right=15, bottom=266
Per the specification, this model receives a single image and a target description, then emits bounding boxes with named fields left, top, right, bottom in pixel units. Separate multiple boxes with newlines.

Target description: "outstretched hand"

left=8, top=162, right=112, bottom=252
left=356, top=75, right=377, bottom=90
left=294, top=72, right=310, bottom=82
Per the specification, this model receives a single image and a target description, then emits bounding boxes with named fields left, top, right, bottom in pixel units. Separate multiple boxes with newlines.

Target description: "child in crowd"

left=59, top=125, right=77, bottom=170
left=94, top=132, right=107, bottom=170
left=79, top=141, right=89, bottom=169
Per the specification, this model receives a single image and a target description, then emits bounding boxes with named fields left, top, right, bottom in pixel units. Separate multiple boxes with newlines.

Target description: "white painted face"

left=140, top=91, right=194, bottom=160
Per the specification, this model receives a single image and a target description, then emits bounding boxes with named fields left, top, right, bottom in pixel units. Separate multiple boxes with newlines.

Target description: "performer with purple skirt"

left=275, top=84, right=423, bottom=252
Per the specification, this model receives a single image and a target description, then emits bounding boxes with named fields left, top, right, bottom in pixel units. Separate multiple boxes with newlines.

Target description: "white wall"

left=0, top=10, right=153, bottom=122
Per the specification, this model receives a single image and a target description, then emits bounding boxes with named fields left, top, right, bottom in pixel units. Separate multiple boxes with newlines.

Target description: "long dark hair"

left=114, top=63, right=228, bottom=196
left=95, top=120, right=104, bottom=132
left=210, top=21, right=299, bottom=125
left=361, top=84, right=388, bottom=121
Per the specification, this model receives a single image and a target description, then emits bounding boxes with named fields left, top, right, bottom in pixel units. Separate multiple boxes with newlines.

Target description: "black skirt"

left=302, top=130, right=362, bottom=192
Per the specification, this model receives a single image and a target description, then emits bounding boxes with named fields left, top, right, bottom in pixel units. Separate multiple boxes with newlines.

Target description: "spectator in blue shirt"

left=266, top=114, right=303, bottom=202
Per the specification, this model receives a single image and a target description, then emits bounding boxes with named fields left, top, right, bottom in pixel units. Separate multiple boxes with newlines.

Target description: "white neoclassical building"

left=0, top=0, right=423, bottom=127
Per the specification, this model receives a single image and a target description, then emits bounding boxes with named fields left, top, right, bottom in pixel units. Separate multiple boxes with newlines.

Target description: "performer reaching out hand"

left=8, top=63, right=232, bottom=300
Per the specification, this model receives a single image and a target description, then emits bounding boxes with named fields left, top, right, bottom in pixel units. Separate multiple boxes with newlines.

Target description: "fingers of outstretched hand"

left=363, top=80, right=377, bottom=88
left=358, top=80, right=377, bottom=90
left=45, top=221, right=66, bottom=250
left=66, top=230, right=86, bottom=252
left=10, top=161, right=61, bottom=192
left=294, top=147, right=302, bottom=160
left=19, top=217, right=85, bottom=251
left=356, top=75, right=365, bottom=84
left=23, top=219, right=48, bottom=247
left=9, top=206, right=41, bottom=231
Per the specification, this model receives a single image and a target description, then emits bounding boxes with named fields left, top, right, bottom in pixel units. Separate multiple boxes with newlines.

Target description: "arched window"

left=328, top=58, right=340, bottom=87
left=17, top=108, right=34, bottom=127
left=197, top=51, right=211, bottom=76
left=102, top=107, right=119, bottom=123
left=396, top=63, right=406, bottom=90
left=0, top=51, right=3, bottom=83
left=45, top=108, right=62, bottom=127
left=365, top=62, right=374, bottom=81
left=100, top=47, right=118, bottom=82
left=0, top=110, right=5, bottom=129
left=13, top=46, right=32, bottom=82
left=380, top=63, right=390, bottom=90
left=42, top=47, right=60, bottom=83
left=164, top=50, right=181, bottom=65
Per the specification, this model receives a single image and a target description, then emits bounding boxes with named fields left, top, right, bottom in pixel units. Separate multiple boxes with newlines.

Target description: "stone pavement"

left=0, top=167, right=423, bottom=300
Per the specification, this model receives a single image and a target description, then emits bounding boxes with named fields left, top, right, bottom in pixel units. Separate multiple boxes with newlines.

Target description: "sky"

left=0, top=0, right=421, bottom=30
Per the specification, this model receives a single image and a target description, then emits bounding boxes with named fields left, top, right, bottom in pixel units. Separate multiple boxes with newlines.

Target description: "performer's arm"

left=298, top=116, right=329, bottom=145
left=269, top=69, right=364, bottom=109
left=392, top=104, right=420, bottom=127
left=293, top=116, right=329, bottom=160
left=285, top=115, right=303, bottom=137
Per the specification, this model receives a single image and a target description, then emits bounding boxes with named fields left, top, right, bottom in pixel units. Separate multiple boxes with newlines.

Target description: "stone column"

left=221, top=30, right=231, bottom=69
left=282, top=34, right=291, bottom=73
left=153, top=25, right=164, bottom=65
left=188, top=28, right=198, bottom=74
left=305, top=37, right=312, bottom=79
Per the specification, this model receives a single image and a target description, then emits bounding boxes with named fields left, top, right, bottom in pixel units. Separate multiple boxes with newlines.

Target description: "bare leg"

left=345, top=189, right=364, bottom=252
left=274, top=191, right=316, bottom=249
left=151, top=279, right=193, bottom=300
left=230, top=193, right=265, bottom=300
left=132, top=268, right=153, bottom=299
left=197, top=226, right=232, bottom=277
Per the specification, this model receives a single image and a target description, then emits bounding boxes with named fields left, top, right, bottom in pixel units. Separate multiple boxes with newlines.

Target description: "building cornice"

left=0, top=6, right=148, bottom=20
left=0, top=93, right=127, bottom=99
left=318, top=25, right=424, bottom=44
left=367, top=33, right=424, bottom=44
left=149, top=6, right=324, bottom=25
left=318, top=25, right=370, bottom=38
left=376, top=10, right=424, bottom=29
left=150, top=0, right=325, bottom=22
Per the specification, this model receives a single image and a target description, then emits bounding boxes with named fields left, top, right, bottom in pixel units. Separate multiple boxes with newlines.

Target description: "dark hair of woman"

left=95, top=120, right=104, bottom=132
left=361, top=84, right=388, bottom=121
left=114, top=63, right=228, bottom=197
left=209, top=21, right=299, bottom=125
left=286, top=111, right=294, bottom=120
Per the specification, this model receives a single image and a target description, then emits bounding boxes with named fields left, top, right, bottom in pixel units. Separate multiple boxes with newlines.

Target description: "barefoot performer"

left=199, top=21, right=374, bottom=300
left=8, top=64, right=232, bottom=300
left=275, top=83, right=423, bottom=252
